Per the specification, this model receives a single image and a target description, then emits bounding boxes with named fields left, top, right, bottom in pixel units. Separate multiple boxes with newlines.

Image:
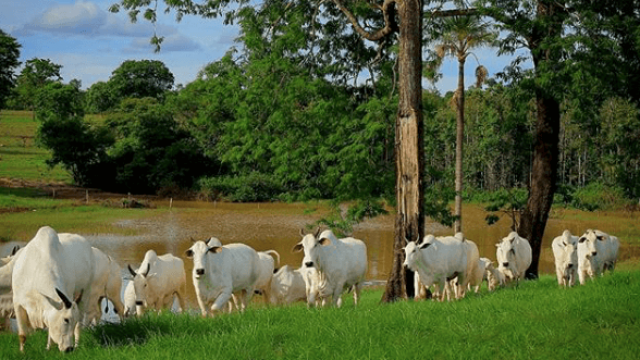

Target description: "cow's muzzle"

left=65, top=347, right=74, bottom=353
left=305, top=262, right=314, bottom=268
left=195, top=268, right=205, bottom=276
left=135, top=301, right=144, bottom=306
left=502, top=262, right=509, bottom=268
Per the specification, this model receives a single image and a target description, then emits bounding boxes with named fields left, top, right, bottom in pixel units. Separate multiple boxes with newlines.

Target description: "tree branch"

left=331, top=0, right=398, bottom=42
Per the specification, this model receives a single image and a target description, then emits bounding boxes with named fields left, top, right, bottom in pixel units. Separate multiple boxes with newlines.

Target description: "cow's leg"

left=196, top=294, right=208, bottom=317
left=15, top=305, right=28, bottom=352
left=74, top=322, right=81, bottom=347
left=353, top=283, right=362, bottom=306
left=331, top=282, right=344, bottom=308
left=211, top=291, right=233, bottom=314
left=174, top=290, right=185, bottom=314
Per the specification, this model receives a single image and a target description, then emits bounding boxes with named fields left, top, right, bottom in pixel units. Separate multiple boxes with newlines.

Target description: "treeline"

left=1, top=3, right=639, bottom=209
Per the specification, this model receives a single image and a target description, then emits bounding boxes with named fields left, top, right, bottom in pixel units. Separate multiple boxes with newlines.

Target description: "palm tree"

left=434, top=14, right=496, bottom=233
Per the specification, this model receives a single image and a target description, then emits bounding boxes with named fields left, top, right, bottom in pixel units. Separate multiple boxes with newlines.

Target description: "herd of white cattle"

left=0, top=225, right=620, bottom=353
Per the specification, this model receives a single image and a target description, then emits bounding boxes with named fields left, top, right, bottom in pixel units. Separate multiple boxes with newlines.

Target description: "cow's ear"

left=185, top=249, right=194, bottom=258
left=73, top=289, right=84, bottom=305
left=495, top=243, right=501, bottom=248
left=419, top=242, right=431, bottom=250
left=292, top=244, right=303, bottom=253
left=596, top=236, right=604, bottom=241
left=319, top=237, right=331, bottom=246
left=208, top=246, right=223, bottom=254
left=127, top=264, right=137, bottom=277
left=43, top=294, right=63, bottom=311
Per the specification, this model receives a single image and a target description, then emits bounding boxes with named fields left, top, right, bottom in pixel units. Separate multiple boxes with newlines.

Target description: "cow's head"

left=127, top=263, right=155, bottom=316
left=402, top=236, right=429, bottom=270
left=42, top=288, right=83, bottom=352
left=578, top=229, right=604, bottom=260
left=292, top=228, right=325, bottom=269
left=496, top=232, right=519, bottom=279
left=185, top=241, right=222, bottom=280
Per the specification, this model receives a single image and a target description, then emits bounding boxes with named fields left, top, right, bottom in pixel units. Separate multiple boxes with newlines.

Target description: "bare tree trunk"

left=454, top=58, right=465, bottom=233
left=381, top=0, right=424, bottom=303
left=517, top=0, right=562, bottom=279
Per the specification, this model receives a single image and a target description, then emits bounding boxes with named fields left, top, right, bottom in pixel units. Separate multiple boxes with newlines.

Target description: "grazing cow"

left=85, top=247, right=124, bottom=324
left=185, top=241, right=261, bottom=316
left=577, top=229, right=620, bottom=285
left=269, top=264, right=320, bottom=306
left=12, top=227, right=94, bottom=352
left=495, top=232, right=532, bottom=283
left=403, top=234, right=470, bottom=301
left=552, top=230, right=579, bottom=287
left=293, top=229, right=367, bottom=307
left=254, top=250, right=280, bottom=304
left=458, top=234, right=482, bottom=296
left=127, top=250, right=186, bottom=316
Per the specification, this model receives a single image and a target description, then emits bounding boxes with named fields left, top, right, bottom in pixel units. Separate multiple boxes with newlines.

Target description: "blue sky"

left=1, top=0, right=528, bottom=93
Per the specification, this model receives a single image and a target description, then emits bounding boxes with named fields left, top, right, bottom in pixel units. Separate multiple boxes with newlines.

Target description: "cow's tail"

left=264, top=250, right=281, bottom=267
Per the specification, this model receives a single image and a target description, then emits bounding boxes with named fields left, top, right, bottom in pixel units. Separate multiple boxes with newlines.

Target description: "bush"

left=198, top=172, right=284, bottom=202
left=570, top=182, right=630, bottom=211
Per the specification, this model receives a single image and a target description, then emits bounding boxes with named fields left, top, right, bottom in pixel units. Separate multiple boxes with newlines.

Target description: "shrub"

left=570, top=182, right=629, bottom=211
left=198, top=172, right=284, bottom=202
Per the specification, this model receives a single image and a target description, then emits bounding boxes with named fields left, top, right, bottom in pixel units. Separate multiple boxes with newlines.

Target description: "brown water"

left=83, top=201, right=640, bottom=308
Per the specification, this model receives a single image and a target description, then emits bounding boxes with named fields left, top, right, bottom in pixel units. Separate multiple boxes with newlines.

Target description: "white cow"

left=185, top=241, right=261, bottom=316
left=127, top=250, right=186, bottom=316
left=85, top=247, right=124, bottom=324
left=552, top=230, right=579, bottom=287
left=403, top=234, right=470, bottom=301
left=293, top=229, right=367, bottom=307
left=12, top=227, right=94, bottom=352
left=269, top=264, right=320, bottom=306
left=254, top=250, right=280, bottom=304
left=577, top=229, right=620, bottom=285
left=495, top=232, right=532, bottom=284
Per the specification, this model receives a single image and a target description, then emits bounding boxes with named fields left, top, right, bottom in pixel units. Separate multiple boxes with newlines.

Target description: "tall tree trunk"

left=517, top=0, right=562, bottom=279
left=454, top=57, right=465, bottom=233
left=381, top=0, right=424, bottom=302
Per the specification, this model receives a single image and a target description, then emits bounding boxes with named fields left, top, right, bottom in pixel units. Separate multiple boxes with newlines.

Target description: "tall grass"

left=1, top=272, right=638, bottom=359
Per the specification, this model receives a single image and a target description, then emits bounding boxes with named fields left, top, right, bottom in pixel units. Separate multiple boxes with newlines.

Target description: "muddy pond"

left=82, top=201, right=640, bottom=309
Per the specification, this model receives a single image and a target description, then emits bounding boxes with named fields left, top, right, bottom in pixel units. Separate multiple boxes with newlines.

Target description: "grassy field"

left=0, top=110, right=71, bottom=183
left=1, top=271, right=639, bottom=359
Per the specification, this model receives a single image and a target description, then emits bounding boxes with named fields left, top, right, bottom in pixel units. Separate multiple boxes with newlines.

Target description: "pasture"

left=1, top=271, right=639, bottom=359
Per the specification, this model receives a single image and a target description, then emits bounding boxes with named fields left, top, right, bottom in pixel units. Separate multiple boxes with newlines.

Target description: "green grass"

left=1, top=272, right=639, bottom=359
left=0, top=110, right=71, bottom=183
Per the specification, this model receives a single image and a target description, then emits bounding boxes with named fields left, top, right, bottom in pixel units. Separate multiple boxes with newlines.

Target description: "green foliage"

left=109, top=59, right=174, bottom=103
left=198, top=172, right=284, bottom=202
left=34, top=81, right=85, bottom=121
left=84, top=81, right=117, bottom=113
left=570, top=182, right=629, bottom=212
left=0, top=29, right=21, bottom=110
left=106, top=98, right=211, bottom=193
left=473, top=188, right=528, bottom=229
left=12, top=58, right=63, bottom=113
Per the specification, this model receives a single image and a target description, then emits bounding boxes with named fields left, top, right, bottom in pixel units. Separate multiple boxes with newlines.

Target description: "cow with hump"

left=577, top=229, right=620, bottom=285
left=185, top=238, right=261, bottom=317
left=292, top=228, right=367, bottom=308
left=12, top=226, right=94, bottom=352
left=495, top=231, right=532, bottom=284
left=404, top=234, right=474, bottom=301
left=127, top=250, right=187, bottom=316
left=552, top=230, right=579, bottom=287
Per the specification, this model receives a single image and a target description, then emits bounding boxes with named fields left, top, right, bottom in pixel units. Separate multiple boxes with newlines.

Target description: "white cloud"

left=19, top=1, right=106, bottom=36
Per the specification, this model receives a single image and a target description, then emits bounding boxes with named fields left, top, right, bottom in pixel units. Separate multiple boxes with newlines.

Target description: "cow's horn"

left=55, top=288, right=73, bottom=309
left=142, top=263, right=151, bottom=277
left=127, top=264, right=137, bottom=277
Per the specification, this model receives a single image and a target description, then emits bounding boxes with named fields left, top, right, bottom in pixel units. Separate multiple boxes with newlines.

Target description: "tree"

left=85, top=81, right=117, bottom=113
left=0, top=29, right=21, bottom=110
left=432, top=14, right=496, bottom=233
left=14, top=58, right=62, bottom=117
left=480, top=0, right=569, bottom=278
left=109, top=59, right=174, bottom=103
